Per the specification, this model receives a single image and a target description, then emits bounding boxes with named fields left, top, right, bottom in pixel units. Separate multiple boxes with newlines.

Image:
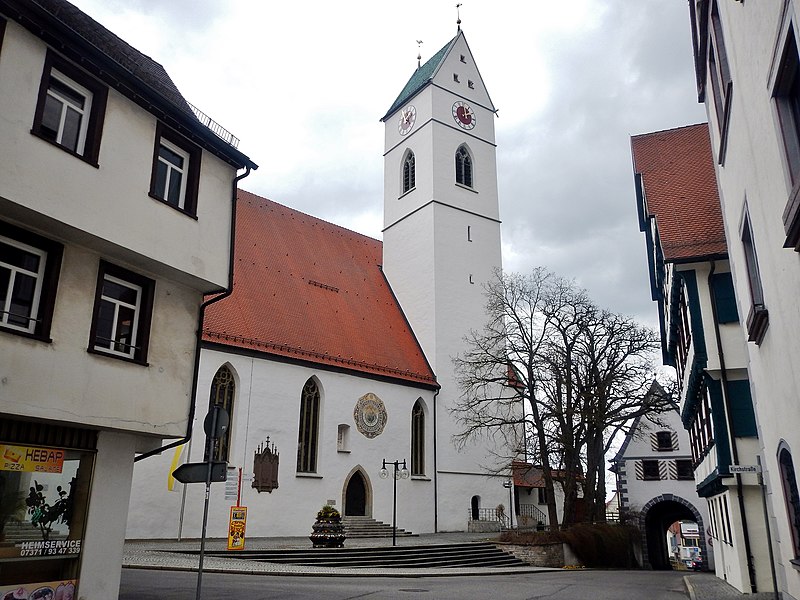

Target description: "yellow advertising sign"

left=227, top=506, right=247, bottom=551
left=0, top=444, right=65, bottom=473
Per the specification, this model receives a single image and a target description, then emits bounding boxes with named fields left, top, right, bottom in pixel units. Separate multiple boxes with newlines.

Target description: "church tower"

left=381, top=30, right=505, bottom=531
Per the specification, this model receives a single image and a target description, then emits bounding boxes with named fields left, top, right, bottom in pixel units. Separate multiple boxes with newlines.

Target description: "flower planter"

left=310, top=506, right=346, bottom=548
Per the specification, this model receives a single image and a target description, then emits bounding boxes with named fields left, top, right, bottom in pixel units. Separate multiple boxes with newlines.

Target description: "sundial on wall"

left=354, top=393, right=387, bottom=438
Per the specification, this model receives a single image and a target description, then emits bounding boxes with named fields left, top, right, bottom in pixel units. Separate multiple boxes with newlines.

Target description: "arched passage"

left=343, top=467, right=372, bottom=517
left=640, top=494, right=708, bottom=570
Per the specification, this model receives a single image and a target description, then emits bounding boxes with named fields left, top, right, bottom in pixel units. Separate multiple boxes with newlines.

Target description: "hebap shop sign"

left=1, top=445, right=65, bottom=473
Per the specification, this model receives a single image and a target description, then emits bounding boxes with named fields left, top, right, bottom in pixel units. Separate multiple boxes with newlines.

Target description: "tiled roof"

left=29, top=0, right=193, bottom=116
left=3, top=0, right=255, bottom=168
left=202, top=190, right=438, bottom=388
left=382, top=34, right=458, bottom=120
left=631, top=123, right=727, bottom=261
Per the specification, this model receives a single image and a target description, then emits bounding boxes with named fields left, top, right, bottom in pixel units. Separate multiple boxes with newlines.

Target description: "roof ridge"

left=631, top=122, right=709, bottom=140
left=382, top=33, right=460, bottom=120
left=238, top=189, right=381, bottom=246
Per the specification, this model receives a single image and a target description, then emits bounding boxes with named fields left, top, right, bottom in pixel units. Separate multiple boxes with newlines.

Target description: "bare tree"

left=453, top=267, right=671, bottom=527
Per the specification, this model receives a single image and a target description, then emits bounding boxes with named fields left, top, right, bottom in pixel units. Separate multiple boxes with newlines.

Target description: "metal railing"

left=468, top=507, right=510, bottom=528
left=188, top=103, right=240, bottom=149
left=517, top=503, right=548, bottom=527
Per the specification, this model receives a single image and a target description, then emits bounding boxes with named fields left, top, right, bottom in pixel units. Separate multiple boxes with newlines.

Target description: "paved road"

left=120, top=568, right=690, bottom=599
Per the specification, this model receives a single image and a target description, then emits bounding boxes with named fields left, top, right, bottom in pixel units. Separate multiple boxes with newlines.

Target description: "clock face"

left=452, top=101, right=475, bottom=130
left=398, top=105, right=416, bottom=135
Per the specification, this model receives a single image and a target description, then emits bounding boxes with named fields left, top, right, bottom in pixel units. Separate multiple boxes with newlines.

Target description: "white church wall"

left=128, top=348, right=439, bottom=539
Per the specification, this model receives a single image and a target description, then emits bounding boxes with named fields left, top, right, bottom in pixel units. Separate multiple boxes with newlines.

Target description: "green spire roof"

left=382, top=34, right=459, bottom=121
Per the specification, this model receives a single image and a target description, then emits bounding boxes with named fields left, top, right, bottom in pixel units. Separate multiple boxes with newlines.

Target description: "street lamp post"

left=380, top=459, right=409, bottom=546
left=503, top=480, right=514, bottom=529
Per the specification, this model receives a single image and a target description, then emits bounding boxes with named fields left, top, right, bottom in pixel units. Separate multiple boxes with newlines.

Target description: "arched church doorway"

left=343, top=469, right=370, bottom=517
left=471, top=495, right=480, bottom=520
left=640, top=494, right=708, bottom=571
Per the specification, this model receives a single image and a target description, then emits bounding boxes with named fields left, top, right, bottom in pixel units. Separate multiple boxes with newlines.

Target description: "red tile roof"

left=631, top=123, right=727, bottom=261
left=202, top=190, right=437, bottom=388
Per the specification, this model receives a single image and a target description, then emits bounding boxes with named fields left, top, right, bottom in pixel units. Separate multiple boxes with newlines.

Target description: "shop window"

left=31, top=50, right=108, bottom=165
left=0, top=443, right=94, bottom=592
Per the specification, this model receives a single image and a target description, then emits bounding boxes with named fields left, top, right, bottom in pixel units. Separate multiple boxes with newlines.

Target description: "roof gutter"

left=135, top=166, right=254, bottom=462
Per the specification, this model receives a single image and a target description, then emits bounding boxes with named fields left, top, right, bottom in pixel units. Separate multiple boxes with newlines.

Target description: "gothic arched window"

left=411, top=400, right=425, bottom=476
left=297, top=378, right=320, bottom=473
left=779, top=446, right=800, bottom=557
left=206, top=365, right=235, bottom=462
left=402, top=150, right=415, bottom=194
left=455, top=145, right=473, bottom=188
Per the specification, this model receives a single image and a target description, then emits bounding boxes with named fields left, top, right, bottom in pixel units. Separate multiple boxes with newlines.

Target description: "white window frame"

left=94, top=273, right=142, bottom=359
left=45, top=69, right=93, bottom=154
left=0, top=235, right=46, bottom=334
left=156, top=138, right=190, bottom=209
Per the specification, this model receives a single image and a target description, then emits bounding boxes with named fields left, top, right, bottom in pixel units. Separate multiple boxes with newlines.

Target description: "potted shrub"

left=309, top=505, right=346, bottom=548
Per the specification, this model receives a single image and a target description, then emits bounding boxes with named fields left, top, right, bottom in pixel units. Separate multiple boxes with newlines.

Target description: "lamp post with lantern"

left=380, top=458, right=409, bottom=546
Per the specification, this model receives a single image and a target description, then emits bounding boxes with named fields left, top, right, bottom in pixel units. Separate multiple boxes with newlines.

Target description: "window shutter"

left=711, top=272, right=739, bottom=323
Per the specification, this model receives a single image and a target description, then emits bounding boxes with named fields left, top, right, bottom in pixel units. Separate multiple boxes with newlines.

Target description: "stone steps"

left=197, top=541, right=528, bottom=569
left=342, top=516, right=415, bottom=538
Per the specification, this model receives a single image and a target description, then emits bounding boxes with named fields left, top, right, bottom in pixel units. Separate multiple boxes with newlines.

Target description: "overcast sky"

left=69, top=0, right=707, bottom=330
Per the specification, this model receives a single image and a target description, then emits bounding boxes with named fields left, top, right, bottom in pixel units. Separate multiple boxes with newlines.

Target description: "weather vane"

left=456, top=3, right=462, bottom=31
left=417, top=40, right=423, bottom=68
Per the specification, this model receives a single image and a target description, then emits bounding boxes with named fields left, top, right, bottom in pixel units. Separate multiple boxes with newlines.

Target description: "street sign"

left=729, top=464, right=761, bottom=474
left=204, top=406, right=229, bottom=439
left=172, top=461, right=228, bottom=484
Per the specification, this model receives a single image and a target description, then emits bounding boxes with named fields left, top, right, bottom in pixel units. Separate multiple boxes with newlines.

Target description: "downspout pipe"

left=135, top=165, right=254, bottom=462
left=707, top=260, right=757, bottom=592
left=433, top=388, right=440, bottom=533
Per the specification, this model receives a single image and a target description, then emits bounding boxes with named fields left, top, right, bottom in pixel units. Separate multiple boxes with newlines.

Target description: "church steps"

left=197, top=541, right=527, bottom=569
left=342, top=516, right=415, bottom=538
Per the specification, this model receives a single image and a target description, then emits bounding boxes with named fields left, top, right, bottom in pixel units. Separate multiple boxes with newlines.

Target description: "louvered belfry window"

left=297, top=378, right=320, bottom=473
left=455, top=145, right=473, bottom=188
left=403, top=150, right=415, bottom=193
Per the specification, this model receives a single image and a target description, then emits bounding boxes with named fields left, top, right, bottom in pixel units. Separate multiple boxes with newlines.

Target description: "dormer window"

left=453, top=73, right=460, bottom=83
left=468, top=80, right=475, bottom=89
left=460, top=54, right=466, bottom=63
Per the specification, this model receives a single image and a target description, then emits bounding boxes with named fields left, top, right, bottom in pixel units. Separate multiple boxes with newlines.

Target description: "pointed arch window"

left=455, top=145, right=473, bottom=188
left=402, top=150, right=415, bottom=194
left=206, top=366, right=235, bottom=462
left=411, top=400, right=425, bottom=476
left=297, top=378, right=320, bottom=473
left=779, top=446, right=800, bottom=558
